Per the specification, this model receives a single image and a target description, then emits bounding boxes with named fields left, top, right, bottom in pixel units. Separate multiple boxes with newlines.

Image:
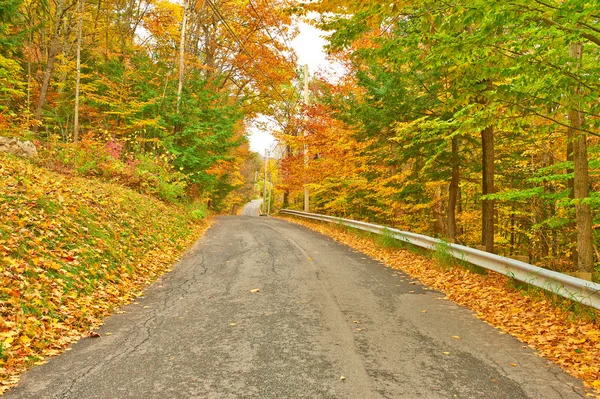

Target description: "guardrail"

left=279, top=209, right=600, bottom=311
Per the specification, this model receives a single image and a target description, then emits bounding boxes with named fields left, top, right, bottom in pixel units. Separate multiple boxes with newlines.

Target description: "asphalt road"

left=241, top=199, right=262, bottom=216
left=6, top=216, right=588, bottom=398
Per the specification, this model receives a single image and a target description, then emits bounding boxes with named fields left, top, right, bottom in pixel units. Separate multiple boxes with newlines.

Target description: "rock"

left=0, top=136, right=38, bottom=158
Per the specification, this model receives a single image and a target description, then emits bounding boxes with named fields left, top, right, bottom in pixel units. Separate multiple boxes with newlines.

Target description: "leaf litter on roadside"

left=0, top=155, right=211, bottom=394
left=280, top=216, right=600, bottom=395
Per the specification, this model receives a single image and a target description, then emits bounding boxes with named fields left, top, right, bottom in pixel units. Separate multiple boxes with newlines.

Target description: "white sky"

left=291, top=21, right=330, bottom=76
left=248, top=19, right=335, bottom=154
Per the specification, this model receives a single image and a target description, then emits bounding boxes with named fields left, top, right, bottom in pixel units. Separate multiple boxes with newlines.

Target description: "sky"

left=247, top=19, right=333, bottom=155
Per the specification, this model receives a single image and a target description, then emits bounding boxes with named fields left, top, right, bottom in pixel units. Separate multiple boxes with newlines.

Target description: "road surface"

left=241, top=199, right=262, bottom=216
left=6, top=216, right=587, bottom=398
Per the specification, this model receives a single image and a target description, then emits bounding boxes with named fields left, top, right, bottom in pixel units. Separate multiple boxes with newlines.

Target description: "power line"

left=204, top=0, right=297, bottom=113
left=248, top=0, right=298, bottom=78
left=248, top=0, right=304, bottom=109
left=263, top=0, right=295, bottom=52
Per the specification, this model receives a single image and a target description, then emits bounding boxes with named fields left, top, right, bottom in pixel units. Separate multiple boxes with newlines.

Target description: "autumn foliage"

left=1, top=0, right=297, bottom=212
left=278, top=0, right=600, bottom=280
left=0, top=154, right=211, bottom=393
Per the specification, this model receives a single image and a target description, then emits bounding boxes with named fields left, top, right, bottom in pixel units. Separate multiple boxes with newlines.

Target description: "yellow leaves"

left=0, top=154, right=213, bottom=392
left=47, top=262, right=62, bottom=272
left=18, top=336, right=31, bottom=345
left=570, top=337, right=588, bottom=345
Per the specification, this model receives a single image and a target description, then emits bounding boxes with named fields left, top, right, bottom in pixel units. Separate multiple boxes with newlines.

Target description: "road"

left=6, top=216, right=587, bottom=398
left=241, top=199, right=262, bottom=216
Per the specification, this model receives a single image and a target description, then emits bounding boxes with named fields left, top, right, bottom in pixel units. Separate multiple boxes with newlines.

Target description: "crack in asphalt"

left=5, top=216, right=590, bottom=399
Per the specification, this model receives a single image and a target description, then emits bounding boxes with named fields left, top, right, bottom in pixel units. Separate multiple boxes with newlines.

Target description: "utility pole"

left=254, top=171, right=258, bottom=197
left=263, top=149, right=269, bottom=214
left=268, top=173, right=272, bottom=215
left=303, top=64, right=310, bottom=213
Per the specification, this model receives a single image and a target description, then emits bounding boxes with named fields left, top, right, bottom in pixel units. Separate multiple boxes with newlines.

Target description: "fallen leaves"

left=0, top=154, right=211, bottom=393
left=281, top=215, right=600, bottom=394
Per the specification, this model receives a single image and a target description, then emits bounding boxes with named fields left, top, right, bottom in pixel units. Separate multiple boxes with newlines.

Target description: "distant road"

left=5, top=216, right=587, bottom=398
left=241, top=198, right=262, bottom=216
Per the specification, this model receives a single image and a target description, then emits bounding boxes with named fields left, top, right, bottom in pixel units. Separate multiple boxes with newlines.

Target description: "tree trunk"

left=447, top=136, right=459, bottom=243
left=569, top=42, right=593, bottom=273
left=457, top=185, right=464, bottom=238
left=74, top=0, right=85, bottom=142
left=33, top=0, right=67, bottom=133
left=433, top=185, right=445, bottom=237
left=481, top=125, right=495, bottom=253
left=26, top=11, right=34, bottom=125
left=510, top=210, right=515, bottom=256
left=176, top=0, right=188, bottom=114
left=566, top=134, right=578, bottom=265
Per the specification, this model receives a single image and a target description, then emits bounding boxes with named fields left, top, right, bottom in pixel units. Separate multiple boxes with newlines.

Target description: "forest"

left=1, top=0, right=599, bottom=279
left=0, top=0, right=295, bottom=211
left=278, top=0, right=600, bottom=281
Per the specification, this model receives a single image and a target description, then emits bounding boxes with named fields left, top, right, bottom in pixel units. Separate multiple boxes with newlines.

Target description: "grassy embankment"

left=0, top=153, right=210, bottom=393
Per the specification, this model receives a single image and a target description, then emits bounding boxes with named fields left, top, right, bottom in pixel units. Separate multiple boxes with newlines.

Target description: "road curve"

left=241, top=199, right=262, bottom=216
left=6, top=216, right=587, bottom=398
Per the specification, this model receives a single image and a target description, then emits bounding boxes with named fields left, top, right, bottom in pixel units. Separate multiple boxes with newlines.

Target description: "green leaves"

left=297, top=0, right=600, bottom=269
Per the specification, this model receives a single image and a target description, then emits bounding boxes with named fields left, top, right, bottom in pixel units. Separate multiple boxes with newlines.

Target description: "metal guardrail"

left=280, top=209, right=600, bottom=311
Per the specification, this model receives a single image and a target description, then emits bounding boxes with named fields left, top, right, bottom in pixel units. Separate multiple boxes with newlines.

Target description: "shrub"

left=38, top=139, right=189, bottom=203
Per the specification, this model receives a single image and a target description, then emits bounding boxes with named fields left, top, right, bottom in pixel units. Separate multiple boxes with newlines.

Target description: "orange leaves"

left=278, top=99, right=376, bottom=214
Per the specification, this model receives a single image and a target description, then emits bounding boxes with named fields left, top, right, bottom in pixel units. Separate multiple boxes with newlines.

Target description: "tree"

left=290, top=0, right=600, bottom=276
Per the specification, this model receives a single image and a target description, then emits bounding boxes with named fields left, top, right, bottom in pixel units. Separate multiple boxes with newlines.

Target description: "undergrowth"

left=37, top=138, right=188, bottom=203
